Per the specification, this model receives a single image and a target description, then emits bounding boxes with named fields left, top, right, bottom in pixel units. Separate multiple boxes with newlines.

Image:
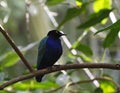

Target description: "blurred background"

left=0, top=0, right=120, bottom=93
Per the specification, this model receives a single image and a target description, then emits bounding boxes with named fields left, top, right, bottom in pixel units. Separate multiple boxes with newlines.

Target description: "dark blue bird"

left=35, top=30, right=65, bottom=82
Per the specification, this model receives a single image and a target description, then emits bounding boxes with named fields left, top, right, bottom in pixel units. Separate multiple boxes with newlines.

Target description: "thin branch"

left=0, top=63, right=120, bottom=90
left=47, top=77, right=120, bottom=93
left=0, top=25, right=34, bottom=72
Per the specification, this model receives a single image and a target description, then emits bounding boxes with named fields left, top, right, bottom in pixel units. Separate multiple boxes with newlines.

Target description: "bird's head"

left=47, top=30, right=66, bottom=39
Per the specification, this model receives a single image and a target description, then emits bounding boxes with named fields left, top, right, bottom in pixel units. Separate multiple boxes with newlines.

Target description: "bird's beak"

left=59, top=31, right=66, bottom=36
left=61, top=33, right=66, bottom=36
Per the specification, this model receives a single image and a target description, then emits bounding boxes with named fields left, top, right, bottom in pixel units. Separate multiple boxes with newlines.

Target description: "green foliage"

left=0, top=51, right=21, bottom=70
left=77, top=9, right=113, bottom=29
left=58, top=3, right=87, bottom=29
left=95, top=19, right=120, bottom=35
left=12, top=80, right=59, bottom=90
left=0, top=0, right=120, bottom=93
left=75, top=0, right=82, bottom=7
left=78, top=54, right=92, bottom=62
left=72, top=41, right=93, bottom=57
left=103, top=27, right=119, bottom=48
left=94, top=87, right=103, bottom=93
left=100, top=79, right=116, bottom=92
left=95, top=19, right=120, bottom=48
left=93, top=0, right=111, bottom=12
left=46, top=0, right=65, bottom=6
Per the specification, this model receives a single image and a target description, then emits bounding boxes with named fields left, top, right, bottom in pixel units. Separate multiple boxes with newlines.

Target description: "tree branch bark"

left=0, top=25, right=34, bottom=72
left=0, top=63, right=120, bottom=90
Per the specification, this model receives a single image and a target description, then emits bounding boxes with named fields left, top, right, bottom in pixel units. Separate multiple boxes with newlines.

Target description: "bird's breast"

left=46, top=38, right=62, bottom=54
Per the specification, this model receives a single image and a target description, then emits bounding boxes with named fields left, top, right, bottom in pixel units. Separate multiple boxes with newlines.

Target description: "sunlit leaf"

left=93, top=0, right=111, bottom=12
left=100, top=79, right=116, bottom=93
left=77, top=9, right=112, bottom=29
left=72, top=42, right=93, bottom=56
left=76, top=0, right=82, bottom=7
left=46, top=0, right=65, bottom=6
left=68, top=53, right=76, bottom=59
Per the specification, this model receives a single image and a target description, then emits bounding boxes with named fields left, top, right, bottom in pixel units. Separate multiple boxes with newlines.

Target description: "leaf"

left=94, top=19, right=120, bottom=48
left=93, top=0, right=111, bottom=12
left=77, top=9, right=113, bottom=29
left=100, top=79, right=116, bottom=93
left=0, top=90, right=7, bottom=93
left=57, top=4, right=87, bottom=29
left=75, top=0, right=82, bottom=7
left=94, top=19, right=120, bottom=35
left=78, top=54, right=92, bottom=62
left=13, top=80, right=59, bottom=90
left=94, top=87, right=103, bottom=93
left=46, top=0, right=65, bottom=6
left=103, top=27, right=120, bottom=48
left=0, top=42, right=37, bottom=70
left=72, top=42, right=93, bottom=56
left=0, top=51, right=25, bottom=70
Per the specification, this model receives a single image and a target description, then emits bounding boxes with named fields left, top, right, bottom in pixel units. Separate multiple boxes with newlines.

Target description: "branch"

left=0, top=25, right=34, bottom=72
left=47, top=77, right=120, bottom=93
left=0, top=63, right=120, bottom=90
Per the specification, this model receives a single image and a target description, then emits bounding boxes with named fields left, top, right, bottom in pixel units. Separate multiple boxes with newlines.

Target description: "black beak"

left=59, top=31, right=66, bottom=36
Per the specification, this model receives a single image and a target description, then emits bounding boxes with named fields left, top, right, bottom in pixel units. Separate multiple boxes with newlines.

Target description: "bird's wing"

left=37, top=36, right=48, bottom=69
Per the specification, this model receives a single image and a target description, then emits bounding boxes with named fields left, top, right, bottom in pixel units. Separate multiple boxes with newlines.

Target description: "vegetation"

left=0, top=0, right=120, bottom=93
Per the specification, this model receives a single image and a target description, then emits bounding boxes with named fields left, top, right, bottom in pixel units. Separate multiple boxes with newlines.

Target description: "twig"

left=0, top=25, right=34, bottom=72
left=46, top=77, right=120, bottom=93
left=0, top=63, right=120, bottom=90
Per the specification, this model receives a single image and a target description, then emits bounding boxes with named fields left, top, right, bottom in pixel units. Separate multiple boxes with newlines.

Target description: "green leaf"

left=100, top=79, right=116, bottom=93
left=0, top=51, right=25, bottom=70
left=94, top=19, right=120, bottom=35
left=72, top=42, right=93, bottom=56
left=0, top=42, right=37, bottom=70
left=94, top=19, right=120, bottom=48
left=93, top=0, right=111, bottom=12
left=79, top=54, right=92, bottom=62
left=103, top=27, right=120, bottom=48
left=13, top=80, right=59, bottom=90
left=57, top=4, right=87, bottom=29
left=77, top=9, right=112, bottom=29
left=94, top=87, right=103, bottom=93
left=46, top=0, right=65, bottom=6
left=75, top=0, right=82, bottom=7
left=0, top=90, right=8, bottom=93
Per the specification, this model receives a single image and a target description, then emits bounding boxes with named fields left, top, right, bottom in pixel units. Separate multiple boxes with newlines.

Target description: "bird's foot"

left=46, top=66, right=53, bottom=72
left=52, top=65, right=61, bottom=69
left=47, top=65, right=61, bottom=71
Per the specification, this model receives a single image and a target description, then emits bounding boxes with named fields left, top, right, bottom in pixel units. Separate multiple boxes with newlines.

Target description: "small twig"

left=47, top=77, right=120, bottom=93
left=0, top=25, right=34, bottom=72
left=0, top=63, right=120, bottom=90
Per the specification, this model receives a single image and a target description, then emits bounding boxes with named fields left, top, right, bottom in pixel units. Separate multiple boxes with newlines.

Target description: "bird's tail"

left=35, top=75, right=44, bottom=82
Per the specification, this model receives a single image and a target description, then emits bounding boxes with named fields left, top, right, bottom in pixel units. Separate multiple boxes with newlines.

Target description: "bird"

left=35, top=30, right=65, bottom=82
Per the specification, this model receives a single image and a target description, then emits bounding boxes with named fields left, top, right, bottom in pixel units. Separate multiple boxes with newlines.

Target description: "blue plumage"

left=36, top=30, right=65, bottom=82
